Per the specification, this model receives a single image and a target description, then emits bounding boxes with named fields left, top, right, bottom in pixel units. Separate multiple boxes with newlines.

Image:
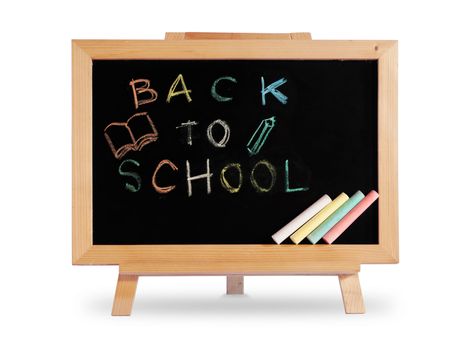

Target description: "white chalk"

left=271, top=194, right=332, bottom=244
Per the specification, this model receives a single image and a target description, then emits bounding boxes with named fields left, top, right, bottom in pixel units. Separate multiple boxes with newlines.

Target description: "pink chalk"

left=322, top=190, right=379, bottom=244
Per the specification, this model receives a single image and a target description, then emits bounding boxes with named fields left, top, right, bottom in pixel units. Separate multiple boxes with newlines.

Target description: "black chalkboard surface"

left=92, top=60, right=378, bottom=245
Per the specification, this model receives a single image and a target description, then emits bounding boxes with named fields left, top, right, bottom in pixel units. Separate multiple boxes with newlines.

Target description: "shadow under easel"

left=87, top=292, right=395, bottom=317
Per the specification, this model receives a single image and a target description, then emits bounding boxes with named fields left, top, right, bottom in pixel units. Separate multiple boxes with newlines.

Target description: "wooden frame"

left=73, top=39, right=398, bottom=270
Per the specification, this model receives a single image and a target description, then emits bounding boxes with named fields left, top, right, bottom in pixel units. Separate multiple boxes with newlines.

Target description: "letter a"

left=166, top=74, right=192, bottom=103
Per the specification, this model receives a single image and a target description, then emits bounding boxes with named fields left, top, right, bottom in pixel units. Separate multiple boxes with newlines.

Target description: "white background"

left=1, top=0, right=466, bottom=349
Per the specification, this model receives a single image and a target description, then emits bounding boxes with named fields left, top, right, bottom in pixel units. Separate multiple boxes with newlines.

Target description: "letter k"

left=261, top=77, right=288, bottom=105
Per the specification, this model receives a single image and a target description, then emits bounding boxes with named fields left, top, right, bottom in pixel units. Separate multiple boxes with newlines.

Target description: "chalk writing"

left=115, top=157, right=311, bottom=197
left=166, top=74, right=192, bottom=103
left=129, top=79, right=158, bottom=109
left=211, top=76, right=237, bottom=102
left=118, top=159, right=142, bottom=192
left=152, top=159, right=179, bottom=194
left=261, top=77, right=288, bottom=105
left=207, top=119, right=230, bottom=148
left=250, top=160, right=277, bottom=193
left=176, top=120, right=199, bottom=146
left=284, top=159, right=309, bottom=193
left=186, top=159, right=213, bottom=197
left=220, top=163, right=243, bottom=193
left=105, top=72, right=312, bottom=199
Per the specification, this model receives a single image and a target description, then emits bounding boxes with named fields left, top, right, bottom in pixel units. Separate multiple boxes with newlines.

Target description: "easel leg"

left=338, top=274, right=365, bottom=314
left=112, top=274, right=139, bottom=316
left=226, top=275, right=244, bottom=295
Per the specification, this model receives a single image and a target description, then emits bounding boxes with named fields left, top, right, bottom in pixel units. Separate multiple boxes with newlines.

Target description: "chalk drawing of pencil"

left=246, top=116, right=276, bottom=156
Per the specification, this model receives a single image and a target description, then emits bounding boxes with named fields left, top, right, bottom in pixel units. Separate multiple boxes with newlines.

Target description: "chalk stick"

left=289, top=193, right=349, bottom=244
left=322, top=190, right=379, bottom=244
left=271, top=194, right=332, bottom=244
left=306, top=191, right=365, bottom=244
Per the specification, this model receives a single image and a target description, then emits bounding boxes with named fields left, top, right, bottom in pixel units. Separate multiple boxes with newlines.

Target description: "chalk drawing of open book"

left=104, top=112, right=158, bottom=159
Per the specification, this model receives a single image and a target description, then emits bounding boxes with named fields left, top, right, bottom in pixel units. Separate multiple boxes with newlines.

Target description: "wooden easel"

left=111, top=32, right=365, bottom=316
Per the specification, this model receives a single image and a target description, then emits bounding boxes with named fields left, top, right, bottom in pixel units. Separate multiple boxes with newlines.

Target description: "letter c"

left=211, top=76, right=237, bottom=102
left=152, top=159, right=179, bottom=194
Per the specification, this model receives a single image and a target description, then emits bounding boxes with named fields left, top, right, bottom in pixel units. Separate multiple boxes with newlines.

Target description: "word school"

left=119, top=158, right=310, bottom=196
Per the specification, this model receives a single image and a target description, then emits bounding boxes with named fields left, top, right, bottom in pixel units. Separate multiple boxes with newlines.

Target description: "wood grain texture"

left=226, top=275, right=244, bottom=295
left=111, top=274, right=139, bottom=316
left=72, top=39, right=398, bottom=273
left=72, top=41, right=92, bottom=264
left=71, top=40, right=394, bottom=60
left=165, top=32, right=311, bottom=40
left=338, top=274, right=365, bottom=314
left=164, top=32, right=186, bottom=40
left=290, top=32, right=312, bottom=40
left=117, top=256, right=360, bottom=275
left=378, top=42, right=399, bottom=263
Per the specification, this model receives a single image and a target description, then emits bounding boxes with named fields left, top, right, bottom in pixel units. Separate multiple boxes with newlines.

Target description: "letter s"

left=118, top=159, right=142, bottom=192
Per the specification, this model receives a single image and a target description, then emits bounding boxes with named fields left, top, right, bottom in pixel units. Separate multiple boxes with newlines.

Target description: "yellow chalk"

left=289, top=193, right=349, bottom=244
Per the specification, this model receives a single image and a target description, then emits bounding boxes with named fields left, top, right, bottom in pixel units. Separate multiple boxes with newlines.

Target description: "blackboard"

left=92, top=59, right=378, bottom=245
